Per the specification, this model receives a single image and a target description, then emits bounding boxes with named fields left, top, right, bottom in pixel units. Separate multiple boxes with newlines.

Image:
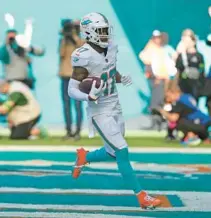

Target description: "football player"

left=68, top=12, right=161, bottom=209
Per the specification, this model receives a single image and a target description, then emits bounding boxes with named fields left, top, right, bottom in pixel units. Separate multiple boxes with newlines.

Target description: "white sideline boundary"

left=0, top=212, right=154, bottom=218
left=0, top=188, right=208, bottom=195
left=0, top=145, right=211, bottom=153
left=0, top=202, right=210, bottom=212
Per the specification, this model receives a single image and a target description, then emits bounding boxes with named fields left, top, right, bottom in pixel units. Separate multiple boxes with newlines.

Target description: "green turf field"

left=0, top=136, right=210, bottom=148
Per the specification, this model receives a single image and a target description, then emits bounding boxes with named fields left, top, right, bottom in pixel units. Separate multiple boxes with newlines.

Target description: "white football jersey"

left=71, top=42, right=122, bottom=116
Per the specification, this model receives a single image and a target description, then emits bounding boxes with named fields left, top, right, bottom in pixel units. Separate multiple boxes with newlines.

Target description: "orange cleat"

left=137, top=191, right=161, bottom=209
left=72, top=148, right=89, bottom=179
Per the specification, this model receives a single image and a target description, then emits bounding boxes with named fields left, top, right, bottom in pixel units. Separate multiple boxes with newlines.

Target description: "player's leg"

left=84, top=116, right=120, bottom=163
left=93, top=114, right=161, bottom=209
left=86, top=146, right=115, bottom=162
left=72, top=146, right=115, bottom=178
left=72, top=114, right=115, bottom=179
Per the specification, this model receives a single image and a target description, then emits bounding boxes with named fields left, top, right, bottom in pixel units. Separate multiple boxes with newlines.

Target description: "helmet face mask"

left=80, top=13, right=112, bottom=48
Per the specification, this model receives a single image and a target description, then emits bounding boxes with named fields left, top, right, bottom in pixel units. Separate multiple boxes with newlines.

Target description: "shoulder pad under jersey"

left=71, top=45, right=91, bottom=68
left=108, top=41, right=118, bottom=54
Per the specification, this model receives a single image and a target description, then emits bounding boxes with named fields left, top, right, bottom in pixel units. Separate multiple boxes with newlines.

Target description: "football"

left=79, top=77, right=103, bottom=94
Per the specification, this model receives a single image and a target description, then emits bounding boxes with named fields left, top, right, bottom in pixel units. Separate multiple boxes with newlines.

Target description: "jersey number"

left=101, top=68, right=116, bottom=96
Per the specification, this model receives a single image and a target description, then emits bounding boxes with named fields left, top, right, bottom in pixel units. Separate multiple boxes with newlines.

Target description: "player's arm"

left=68, top=67, right=89, bottom=101
left=72, top=67, right=89, bottom=82
left=68, top=67, right=105, bottom=101
left=115, top=71, right=122, bottom=83
left=69, top=49, right=106, bottom=101
left=115, top=71, right=132, bottom=86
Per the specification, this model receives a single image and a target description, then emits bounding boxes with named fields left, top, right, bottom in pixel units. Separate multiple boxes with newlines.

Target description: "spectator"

left=200, top=66, right=211, bottom=116
left=0, top=80, right=44, bottom=139
left=58, top=19, right=84, bottom=140
left=139, top=30, right=177, bottom=130
left=158, top=86, right=211, bottom=145
left=175, top=29, right=205, bottom=102
left=176, top=29, right=196, bottom=54
left=203, top=32, right=211, bottom=116
left=0, top=20, right=45, bottom=90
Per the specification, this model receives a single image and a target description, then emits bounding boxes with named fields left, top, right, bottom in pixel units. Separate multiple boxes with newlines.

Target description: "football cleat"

left=72, top=148, right=88, bottom=179
left=137, top=191, right=161, bottom=209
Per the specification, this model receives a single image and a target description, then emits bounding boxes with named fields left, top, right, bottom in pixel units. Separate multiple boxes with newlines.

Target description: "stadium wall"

left=0, top=0, right=210, bottom=129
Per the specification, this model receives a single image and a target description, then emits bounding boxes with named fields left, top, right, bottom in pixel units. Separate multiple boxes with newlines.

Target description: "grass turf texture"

left=0, top=136, right=210, bottom=147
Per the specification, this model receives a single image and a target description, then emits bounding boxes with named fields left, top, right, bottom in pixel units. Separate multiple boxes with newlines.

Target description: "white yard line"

left=0, top=188, right=209, bottom=195
left=0, top=161, right=208, bottom=176
left=0, top=189, right=210, bottom=212
left=0, top=212, right=154, bottom=218
left=0, top=203, right=210, bottom=212
left=0, top=145, right=211, bottom=153
left=0, top=160, right=73, bottom=166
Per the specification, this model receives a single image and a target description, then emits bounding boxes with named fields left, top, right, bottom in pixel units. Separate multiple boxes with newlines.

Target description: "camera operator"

left=58, top=19, right=84, bottom=140
left=202, top=33, right=211, bottom=115
left=0, top=79, right=42, bottom=139
left=156, top=86, right=211, bottom=145
left=0, top=20, right=45, bottom=90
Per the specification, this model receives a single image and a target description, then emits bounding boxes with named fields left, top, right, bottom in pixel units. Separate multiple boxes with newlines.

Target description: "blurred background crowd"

left=0, top=0, right=210, bottom=146
left=0, top=16, right=85, bottom=140
left=139, top=27, right=211, bottom=145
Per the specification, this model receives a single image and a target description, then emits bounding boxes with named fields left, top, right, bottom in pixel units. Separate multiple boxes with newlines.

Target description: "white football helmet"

left=80, top=12, right=112, bottom=48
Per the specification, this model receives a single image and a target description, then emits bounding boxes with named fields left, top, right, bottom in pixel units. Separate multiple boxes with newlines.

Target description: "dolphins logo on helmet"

left=80, top=12, right=112, bottom=48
